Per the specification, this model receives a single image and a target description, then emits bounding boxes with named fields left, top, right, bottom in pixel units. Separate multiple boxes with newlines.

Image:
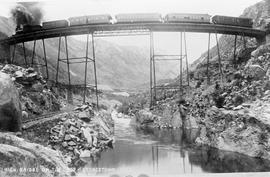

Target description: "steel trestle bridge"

left=0, top=22, right=266, bottom=108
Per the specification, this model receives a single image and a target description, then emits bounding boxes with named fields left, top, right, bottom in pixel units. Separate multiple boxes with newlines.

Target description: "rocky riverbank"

left=0, top=63, right=115, bottom=176
left=0, top=132, right=74, bottom=177
left=21, top=103, right=114, bottom=172
left=48, top=104, right=114, bottom=170
left=133, top=43, right=270, bottom=160
left=193, top=43, right=270, bottom=160
left=0, top=64, right=61, bottom=120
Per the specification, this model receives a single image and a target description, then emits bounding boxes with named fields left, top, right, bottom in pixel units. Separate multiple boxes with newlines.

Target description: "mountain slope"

left=189, top=0, right=267, bottom=81
left=0, top=16, right=179, bottom=90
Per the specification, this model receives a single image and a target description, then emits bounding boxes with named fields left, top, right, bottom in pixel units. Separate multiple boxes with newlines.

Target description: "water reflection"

left=78, top=118, right=270, bottom=176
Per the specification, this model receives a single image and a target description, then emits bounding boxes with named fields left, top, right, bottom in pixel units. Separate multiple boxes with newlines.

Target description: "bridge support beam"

left=92, top=33, right=99, bottom=110
left=11, top=44, right=16, bottom=64
left=150, top=32, right=153, bottom=108
left=180, top=32, right=183, bottom=97
left=233, top=35, right=237, bottom=69
left=83, top=32, right=90, bottom=104
left=150, top=32, right=157, bottom=106
left=184, top=32, right=189, bottom=87
left=150, top=31, right=188, bottom=107
left=54, top=33, right=99, bottom=107
left=215, top=33, right=223, bottom=83
left=0, top=43, right=10, bottom=64
left=22, top=42, right=27, bottom=67
left=55, top=35, right=61, bottom=85
left=207, top=33, right=211, bottom=85
left=64, top=36, right=73, bottom=104
left=31, top=40, right=36, bottom=67
left=42, top=39, right=49, bottom=80
left=242, top=34, right=247, bottom=50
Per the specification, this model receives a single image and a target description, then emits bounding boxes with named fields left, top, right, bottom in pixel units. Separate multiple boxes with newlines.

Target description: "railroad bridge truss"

left=0, top=23, right=266, bottom=108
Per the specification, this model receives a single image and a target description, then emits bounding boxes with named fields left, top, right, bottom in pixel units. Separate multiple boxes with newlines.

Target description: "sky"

left=0, top=0, right=263, bottom=63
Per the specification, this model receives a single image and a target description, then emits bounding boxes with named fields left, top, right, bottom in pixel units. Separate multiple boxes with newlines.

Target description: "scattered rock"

left=135, top=109, right=156, bottom=128
left=171, top=110, right=183, bottom=128
left=1, top=64, right=60, bottom=120
left=68, top=141, right=76, bottom=146
left=184, top=115, right=199, bottom=129
left=82, top=127, right=93, bottom=146
left=49, top=107, right=114, bottom=167
left=78, top=111, right=91, bottom=122
left=245, top=64, right=265, bottom=80
left=233, top=105, right=244, bottom=111
left=0, top=132, right=74, bottom=176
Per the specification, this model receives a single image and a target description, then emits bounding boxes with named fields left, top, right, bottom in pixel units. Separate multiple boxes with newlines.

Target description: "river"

left=77, top=111, right=270, bottom=177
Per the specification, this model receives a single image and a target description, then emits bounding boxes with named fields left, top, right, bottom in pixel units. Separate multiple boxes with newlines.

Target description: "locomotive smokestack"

left=10, top=2, right=44, bottom=30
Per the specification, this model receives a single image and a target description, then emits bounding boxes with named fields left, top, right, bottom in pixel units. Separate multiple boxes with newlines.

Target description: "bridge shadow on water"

left=78, top=123, right=270, bottom=176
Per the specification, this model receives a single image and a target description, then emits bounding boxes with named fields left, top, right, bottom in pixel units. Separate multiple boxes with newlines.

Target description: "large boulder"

left=184, top=115, right=199, bottom=129
left=171, top=110, right=183, bottom=128
left=0, top=72, right=22, bottom=132
left=244, top=64, right=266, bottom=80
left=0, top=132, right=73, bottom=177
left=251, top=44, right=270, bottom=58
left=1, top=64, right=60, bottom=119
left=135, top=109, right=155, bottom=125
left=196, top=107, right=270, bottom=160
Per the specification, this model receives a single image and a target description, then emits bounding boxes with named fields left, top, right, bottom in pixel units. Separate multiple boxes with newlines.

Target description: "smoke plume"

left=11, top=2, right=43, bottom=29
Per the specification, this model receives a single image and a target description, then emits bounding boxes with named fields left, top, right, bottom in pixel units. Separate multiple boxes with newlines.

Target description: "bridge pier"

left=55, top=35, right=61, bottom=85
left=233, top=35, right=237, bottom=69
left=22, top=42, right=28, bottom=67
left=215, top=32, right=223, bottom=83
left=31, top=40, right=36, bottom=67
left=264, top=30, right=270, bottom=44
left=11, top=44, right=16, bottom=64
left=0, top=43, right=10, bottom=64
left=64, top=36, right=73, bottom=104
left=54, top=33, right=99, bottom=107
left=42, top=39, right=49, bottom=80
left=91, top=33, right=99, bottom=110
left=150, top=31, right=188, bottom=107
left=206, top=33, right=211, bottom=85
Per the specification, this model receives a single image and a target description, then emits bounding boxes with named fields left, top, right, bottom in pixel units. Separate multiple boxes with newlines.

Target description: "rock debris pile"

left=0, top=64, right=60, bottom=120
left=49, top=103, right=114, bottom=167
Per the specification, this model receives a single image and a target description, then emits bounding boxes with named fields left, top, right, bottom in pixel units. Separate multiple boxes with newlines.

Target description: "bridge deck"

left=2, top=22, right=266, bottom=44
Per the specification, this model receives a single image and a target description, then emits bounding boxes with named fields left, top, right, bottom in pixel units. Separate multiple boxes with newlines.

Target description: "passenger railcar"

left=42, top=20, right=69, bottom=29
left=86, top=14, right=112, bottom=24
left=68, top=16, right=87, bottom=26
left=211, top=15, right=253, bottom=28
left=115, top=13, right=162, bottom=23
left=165, top=13, right=211, bottom=24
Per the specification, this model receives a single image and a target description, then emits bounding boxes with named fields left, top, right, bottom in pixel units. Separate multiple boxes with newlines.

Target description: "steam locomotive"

left=15, top=13, right=253, bottom=34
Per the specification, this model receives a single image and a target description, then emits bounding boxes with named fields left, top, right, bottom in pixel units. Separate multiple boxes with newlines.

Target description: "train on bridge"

left=15, top=13, right=253, bottom=35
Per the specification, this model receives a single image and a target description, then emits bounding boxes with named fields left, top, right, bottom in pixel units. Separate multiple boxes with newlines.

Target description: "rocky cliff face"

left=190, top=0, right=268, bottom=81
left=0, top=132, right=73, bottom=177
left=132, top=0, right=270, bottom=160
left=0, top=64, right=60, bottom=120
left=188, top=0, right=270, bottom=160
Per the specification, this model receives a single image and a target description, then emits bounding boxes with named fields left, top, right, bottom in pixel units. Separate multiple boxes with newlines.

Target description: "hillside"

left=189, top=0, right=268, bottom=80
left=0, top=16, right=179, bottom=90
left=129, top=0, right=270, bottom=161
